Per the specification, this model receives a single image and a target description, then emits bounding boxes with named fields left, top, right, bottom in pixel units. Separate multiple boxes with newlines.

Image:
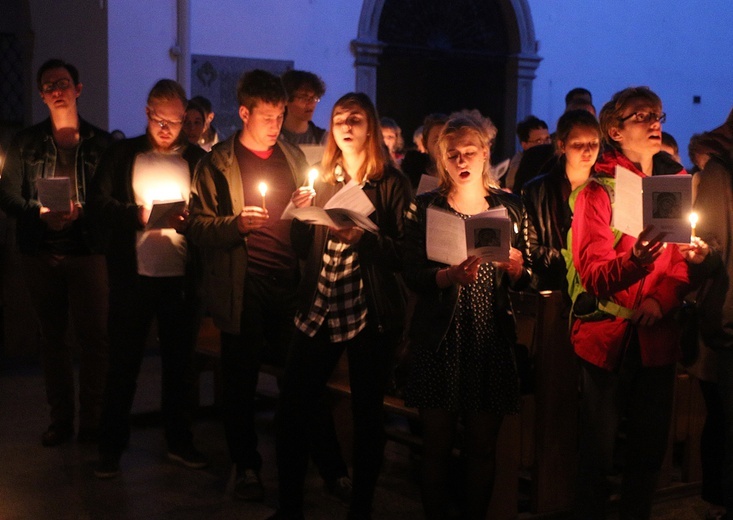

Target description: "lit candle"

left=689, top=212, right=698, bottom=238
left=307, top=168, right=319, bottom=190
left=258, top=182, right=267, bottom=210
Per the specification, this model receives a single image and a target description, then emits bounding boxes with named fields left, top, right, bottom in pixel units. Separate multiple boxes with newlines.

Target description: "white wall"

left=190, top=0, right=362, bottom=131
left=528, top=0, right=733, bottom=168
left=107, top=0, right=179, bottom=136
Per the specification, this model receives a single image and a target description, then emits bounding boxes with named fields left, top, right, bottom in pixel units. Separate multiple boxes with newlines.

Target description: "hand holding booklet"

left=612, top=165, right=692, bottom=243
left=426, top=206, right=511, bottom=265
left=146, top=199, right=186, bottom=230
left=282, top=181, right=379, bottom=233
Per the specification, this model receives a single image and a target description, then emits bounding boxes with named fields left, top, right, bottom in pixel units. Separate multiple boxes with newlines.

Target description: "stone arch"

left=351, top=0, right=541, bottom=157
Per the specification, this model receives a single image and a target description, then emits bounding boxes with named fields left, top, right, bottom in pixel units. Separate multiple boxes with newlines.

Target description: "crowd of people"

left=2, top=57, right=733, bottom=520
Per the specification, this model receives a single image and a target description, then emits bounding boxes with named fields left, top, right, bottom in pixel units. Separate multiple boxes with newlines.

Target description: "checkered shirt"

left=295, top=237, right=368, bottom=342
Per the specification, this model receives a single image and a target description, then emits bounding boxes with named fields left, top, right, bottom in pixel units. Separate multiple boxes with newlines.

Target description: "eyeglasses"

left=147, top=108, right=184, bottom=130
left=526, top=136, right=553, bottom=146
left=618, top=111, right=667, bottom=125
left=293, top=94, right=321, bottom=104
left=40, top=78, right=72, bottom=94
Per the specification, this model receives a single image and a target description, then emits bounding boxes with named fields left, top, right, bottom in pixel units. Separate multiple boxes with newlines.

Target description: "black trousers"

left=575, top=336, right=676, bottom=520
left=275, top=325, right=399, bottom=516
left=99, top=275, right=197, bottom=456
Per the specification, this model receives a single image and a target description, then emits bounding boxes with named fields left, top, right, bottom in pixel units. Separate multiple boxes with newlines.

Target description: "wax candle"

left=258, top=182, right=267, bottom=210
left=689, top=212, right=698, bottom=238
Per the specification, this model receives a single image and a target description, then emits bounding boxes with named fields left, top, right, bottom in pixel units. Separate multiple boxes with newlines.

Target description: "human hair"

left=516, top=115, right=548, bottom=143
left=422, top=113, right=449, bottom=148
left=281, top=69, right=326, bottom=99
left=190, top=95, right=213, bottom=115
left=147, top=79, right=187, bottom=107
left=599, top=86, right=662, bottom=149
left=555, top=109, right=600, bottom=146
left=380, top=117, right=404, bottom=152
left=236, top=69, right=287, bottom=111
left=186, top=99, right=206, bottom=120
left=565, top=87, right=592, bottom=106
left=36, top=58, right=80, bottom=89
left=661, top=132, right=679, bottom=156
left=436, top=114, right=496, bottom=193
left=565, top=99, right=597, bottom=117
left=321, top=92, right=387, bottom=184
left=451, top=109, right=498, bottom=149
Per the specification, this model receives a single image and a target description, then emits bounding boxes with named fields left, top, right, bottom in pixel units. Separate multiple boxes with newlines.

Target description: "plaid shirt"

left=295, top=236, right=368, bottom=342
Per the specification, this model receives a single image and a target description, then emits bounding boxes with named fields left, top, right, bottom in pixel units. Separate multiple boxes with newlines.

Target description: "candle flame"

left=258, top=182, right=268, bottom=197
left=689, top=212, right=698, bottom=227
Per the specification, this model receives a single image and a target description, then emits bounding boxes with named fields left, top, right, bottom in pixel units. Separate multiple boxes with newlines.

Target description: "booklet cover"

left=426, top=206, right=511, bottom=265
left=613, top=165, right=692, bottom=244
left=37, top=177, right=71, bottom=212
left=146, top=199, right=186, bottom=230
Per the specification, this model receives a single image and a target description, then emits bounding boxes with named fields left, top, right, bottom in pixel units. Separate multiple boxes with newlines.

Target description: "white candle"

left=258, top=182, right=267, bottom=210
left=307, top=168, right=319, bottom=190
left=689, top=212, right=698, bottom=238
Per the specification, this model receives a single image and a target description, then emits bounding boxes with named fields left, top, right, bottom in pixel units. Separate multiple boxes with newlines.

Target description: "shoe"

left=234, top=468, right=264, bottom=502
left=166, top=444, right=208, bottom=469
left=94, top=453, right=121, bottom=479
left=77, top=427, right=99, bottom=444
left=41, top=424, right=73, bottom=447
left=325, top=475, right=353, bottom=503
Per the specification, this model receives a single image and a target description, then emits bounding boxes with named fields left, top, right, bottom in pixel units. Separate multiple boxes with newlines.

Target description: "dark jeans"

left=717, top=349, right=733, bottom=511
left=22, top=252, right=109, bottom=431
left=699, top=379, right=726, bottom=506
left=276, top=325, right=399, bottom=516
left=99, top=275, right=197, bottom=456
left=576, top=336, right=676, bottom=520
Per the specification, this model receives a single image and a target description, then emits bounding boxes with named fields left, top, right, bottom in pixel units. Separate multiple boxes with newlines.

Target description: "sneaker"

left=166, top=444, right=208, bottom=469
left=234, top=468, right=264, bottom=502
left=325, top=475, right=353, bottom=503
left=94, top=454, right=121, bottom=479
left=41, top=423, right=73, bottom=447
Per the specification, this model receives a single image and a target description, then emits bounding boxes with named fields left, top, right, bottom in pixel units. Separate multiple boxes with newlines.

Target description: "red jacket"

left=570, top=150, right=690, bottom=370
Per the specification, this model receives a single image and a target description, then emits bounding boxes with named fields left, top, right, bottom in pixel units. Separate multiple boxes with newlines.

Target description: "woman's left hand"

left=494, top=247, right=524, bottom=282
left=678, top=236, right=710, bottom=264
left=329, top=225, right=364, bottom=245
left=291, top=187, right=315, bottom=208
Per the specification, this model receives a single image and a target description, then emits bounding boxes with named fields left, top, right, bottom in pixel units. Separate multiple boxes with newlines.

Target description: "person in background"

left=571, top=86, right=701, bottom=519
left=183, top=99, right=206, bottom=147
left=661, top=131, right=681, bottom=163
left=684, top=109, right=733, bottom=520
left=89, top=79, right=207, bottom=478
left=0, top=58, right=112, bottom=447
left=380, top=116, right=405, bottom=166
left=505, top=115, right=551, bottom=191
left=565, top=87, right=593, bottom=108
left=190, top=95, right=219, bottom=152
left=413, top=125, right=426, bottom=153
left=280, top=69, right=327, bottom=146
left=522, top=109, right=601, bottom=292
left=403, top=113, right=530, bottom=520
left=272, top=92, right=411, bottom=520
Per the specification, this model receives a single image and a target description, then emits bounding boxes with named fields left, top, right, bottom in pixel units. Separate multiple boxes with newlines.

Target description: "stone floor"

left=0, top=353, right=712, bottom=520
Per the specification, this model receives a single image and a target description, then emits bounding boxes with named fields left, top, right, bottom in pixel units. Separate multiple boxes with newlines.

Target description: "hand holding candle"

left=258, top=182, right=268, bottom=210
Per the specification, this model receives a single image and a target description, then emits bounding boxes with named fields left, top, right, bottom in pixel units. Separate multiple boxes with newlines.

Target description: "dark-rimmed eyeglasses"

left=147, top=108, right=184, bottom=130
left=618, top=111, right=666, bottom=125
left=40, top=79, right=73, bottom=94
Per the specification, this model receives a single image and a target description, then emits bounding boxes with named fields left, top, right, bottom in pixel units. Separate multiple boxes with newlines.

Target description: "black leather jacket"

left=403, top=188, right=532, bottom=353
left=521, top=158, right=572, bottom=292
left=291, top=165, right=412, bottom=335
left=0, top=117, right=112, bottom=254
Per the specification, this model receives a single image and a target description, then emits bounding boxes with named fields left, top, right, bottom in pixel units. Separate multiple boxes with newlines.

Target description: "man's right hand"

left=632, top=225, right=667, bottom=266
left=237, top=206, right=269, bottom=234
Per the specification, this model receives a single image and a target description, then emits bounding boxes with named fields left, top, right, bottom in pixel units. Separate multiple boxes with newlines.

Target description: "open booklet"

left=612, top=165, right=693, bottom=244
left=281, top=180, right=379, bottom=233
left=37, top=177, right=71, bottom=212
left=426, top=206, right=511, bottom=265
left=146, top=199, right=186, bottom=230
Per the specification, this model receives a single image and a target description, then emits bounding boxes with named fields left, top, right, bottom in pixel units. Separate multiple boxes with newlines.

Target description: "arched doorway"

left=352, top=0, right=540, bottom=159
